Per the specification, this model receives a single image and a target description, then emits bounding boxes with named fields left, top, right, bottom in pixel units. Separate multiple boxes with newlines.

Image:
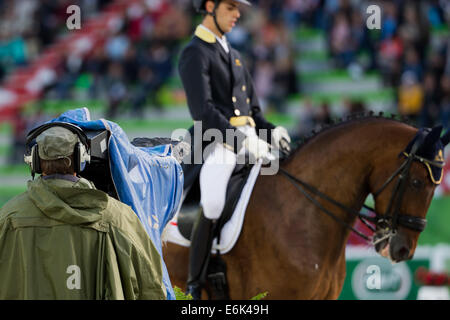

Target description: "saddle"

left=178, top=162, right=253, bottom=244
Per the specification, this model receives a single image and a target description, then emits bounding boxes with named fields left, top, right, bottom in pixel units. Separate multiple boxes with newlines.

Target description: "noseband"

left=278, top=136, right=441, bottom=243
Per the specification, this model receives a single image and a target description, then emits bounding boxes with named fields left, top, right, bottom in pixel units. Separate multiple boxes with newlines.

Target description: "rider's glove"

left=240, top=135, right=271, bottom=163
left=272, top=126, right=291, bottom=154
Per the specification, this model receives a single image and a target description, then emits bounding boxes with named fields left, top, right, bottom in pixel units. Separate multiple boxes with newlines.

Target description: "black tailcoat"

left=178, top=26, right=275, bottom=188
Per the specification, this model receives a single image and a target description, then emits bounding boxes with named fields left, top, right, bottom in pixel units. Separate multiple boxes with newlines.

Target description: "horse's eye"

left=411, top=179, right=424, bottom=189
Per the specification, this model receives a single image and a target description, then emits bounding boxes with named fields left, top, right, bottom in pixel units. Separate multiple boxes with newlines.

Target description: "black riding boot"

left=186, top=211, right=215, bottom=300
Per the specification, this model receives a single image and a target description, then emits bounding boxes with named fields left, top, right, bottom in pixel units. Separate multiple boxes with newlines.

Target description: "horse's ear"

left=441, top=130, right=450, bottom=147
left=424, top=125, right=443, bottom=145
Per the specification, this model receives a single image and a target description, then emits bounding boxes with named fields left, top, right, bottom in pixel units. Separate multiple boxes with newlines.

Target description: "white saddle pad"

left=163, top=160, right=262, bottom=254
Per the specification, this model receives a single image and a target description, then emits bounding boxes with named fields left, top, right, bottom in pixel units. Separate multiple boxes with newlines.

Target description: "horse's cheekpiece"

left=366, top=126, right=448, bottom=236
left=402, top=127, right=445, bottom=184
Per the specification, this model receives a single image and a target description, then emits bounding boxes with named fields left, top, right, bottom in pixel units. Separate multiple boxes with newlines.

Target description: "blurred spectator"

left=105, top=28, right=130, bottom=61
left=380, top=1, right=398, bottom=41
left=329, top=11, right=355, bottom=68
left=9, top=105, right=49, bottom=165
left=403, top=46, right=424, bottom=81
left=342, top=98, right=366, bottom=118
left=350, top=8, right=376, bottom=70
left=378, top=29, right=403, bottom=85
left=82, top=45, right=109, bottom=99
left=398, top=4, right=430, bottom=65
left=316, top=100, right=333, bottom=125
left=428, top=49, right=446, bottom=85
left=104, top=61, right=127, bottom=119
left=269, top=55, right=298, bottom=113
left=419, top=72, right=441, bottom=127
left=294, top=98, right=317, bottom=139
left=122, top=46, right=139, bottom=85
left=441, top=74, right=450, bottom=128
left=446, top=41, right=450, bottom=75
left=282, top=0, right=322, bottom=31
left=398, top=71, right=424, bottom=121
left=250, top=18, right=298, bottom=113
left=426, top=0, right=446, bottom=28
left=9, top=109, right=27, bottom=165
left=294, top=99, right=334, bottom=140
left=36, top=0, right=66, bottom=48
left=54, top=53, right=83, bottom=99
left=148, top=41, right=173, bottom=89
left=227, top=24, right=250, bottom=53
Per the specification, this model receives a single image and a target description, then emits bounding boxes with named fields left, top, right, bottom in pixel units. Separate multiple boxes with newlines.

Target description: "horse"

left=162, top=114, right=450, bottom=299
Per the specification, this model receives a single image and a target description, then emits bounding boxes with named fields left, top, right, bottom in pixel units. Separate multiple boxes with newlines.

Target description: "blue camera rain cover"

left=49, top=108, right=183, bottom=299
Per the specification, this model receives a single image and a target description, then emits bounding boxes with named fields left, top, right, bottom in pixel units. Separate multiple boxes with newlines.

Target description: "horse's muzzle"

left=373, top=228, right=413, bottom=263
left=389, top=233, right=413, bottom=262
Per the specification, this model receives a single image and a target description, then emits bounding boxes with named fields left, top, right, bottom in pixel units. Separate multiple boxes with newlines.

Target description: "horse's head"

left=369, top=125, right=450, bottom=263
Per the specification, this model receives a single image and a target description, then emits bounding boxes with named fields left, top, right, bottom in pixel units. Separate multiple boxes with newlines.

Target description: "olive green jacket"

left=0, top=176, right=166, bottom=300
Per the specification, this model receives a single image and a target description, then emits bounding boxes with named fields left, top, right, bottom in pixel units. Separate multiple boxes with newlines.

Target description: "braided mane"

left=287, top=111, right=416, bottom=159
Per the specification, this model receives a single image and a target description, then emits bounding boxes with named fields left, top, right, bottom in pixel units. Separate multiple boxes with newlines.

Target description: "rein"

left=277, top=137, right=435, bottom=244
left=278, top=168, right=373, bottom=241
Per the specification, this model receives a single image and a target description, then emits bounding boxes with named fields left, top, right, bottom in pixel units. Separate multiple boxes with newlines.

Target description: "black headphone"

left=24, top=122, right=91, bottom=176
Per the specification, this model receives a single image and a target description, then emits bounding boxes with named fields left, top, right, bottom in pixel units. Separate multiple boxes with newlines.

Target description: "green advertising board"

left=340, top=245, right=450, bottom=300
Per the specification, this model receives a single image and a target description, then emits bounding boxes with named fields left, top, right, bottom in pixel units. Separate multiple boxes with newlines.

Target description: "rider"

left=178, top=0, right=291, bottom=299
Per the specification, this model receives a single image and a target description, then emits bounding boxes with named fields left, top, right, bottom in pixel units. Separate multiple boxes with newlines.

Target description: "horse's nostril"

left=397, top=246, right=410, bottom=261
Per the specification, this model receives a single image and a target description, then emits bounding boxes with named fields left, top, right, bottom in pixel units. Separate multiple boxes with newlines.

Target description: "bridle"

left=278, top=136, right=442, bottom=244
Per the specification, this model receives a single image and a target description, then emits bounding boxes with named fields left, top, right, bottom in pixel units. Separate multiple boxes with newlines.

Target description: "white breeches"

left=200, top=125, right=256, bottom=220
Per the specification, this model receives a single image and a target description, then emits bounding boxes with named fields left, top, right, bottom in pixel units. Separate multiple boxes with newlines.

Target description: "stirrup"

left=207, top=271, right=229, bottom=300
left=206, top=254, right=230, bottom=299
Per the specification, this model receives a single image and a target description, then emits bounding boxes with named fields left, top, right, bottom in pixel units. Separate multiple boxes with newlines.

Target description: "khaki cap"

left=36, top=126, right=79, bottom=160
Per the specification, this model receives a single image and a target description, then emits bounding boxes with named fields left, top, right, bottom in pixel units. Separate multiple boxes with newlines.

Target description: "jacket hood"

left=27, top=177, right=109, bottom=224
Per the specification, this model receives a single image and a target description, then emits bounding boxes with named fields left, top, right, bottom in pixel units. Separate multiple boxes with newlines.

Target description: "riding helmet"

left=193, top=0, right=251, bottom=13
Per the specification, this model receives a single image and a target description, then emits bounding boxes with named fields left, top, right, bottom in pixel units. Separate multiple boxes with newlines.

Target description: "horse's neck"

left=279, top=121, right=399, bottom=261
left=287, top=123, right=376, bottom=214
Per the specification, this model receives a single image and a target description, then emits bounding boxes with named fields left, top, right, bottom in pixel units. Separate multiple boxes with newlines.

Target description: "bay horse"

left=162, top=114, right=450, bottom=299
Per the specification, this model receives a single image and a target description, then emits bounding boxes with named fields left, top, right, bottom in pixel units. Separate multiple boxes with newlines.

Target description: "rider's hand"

left=241, top=135, right=271, bottom=162
left=272, top=126, right=291, bottom=154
